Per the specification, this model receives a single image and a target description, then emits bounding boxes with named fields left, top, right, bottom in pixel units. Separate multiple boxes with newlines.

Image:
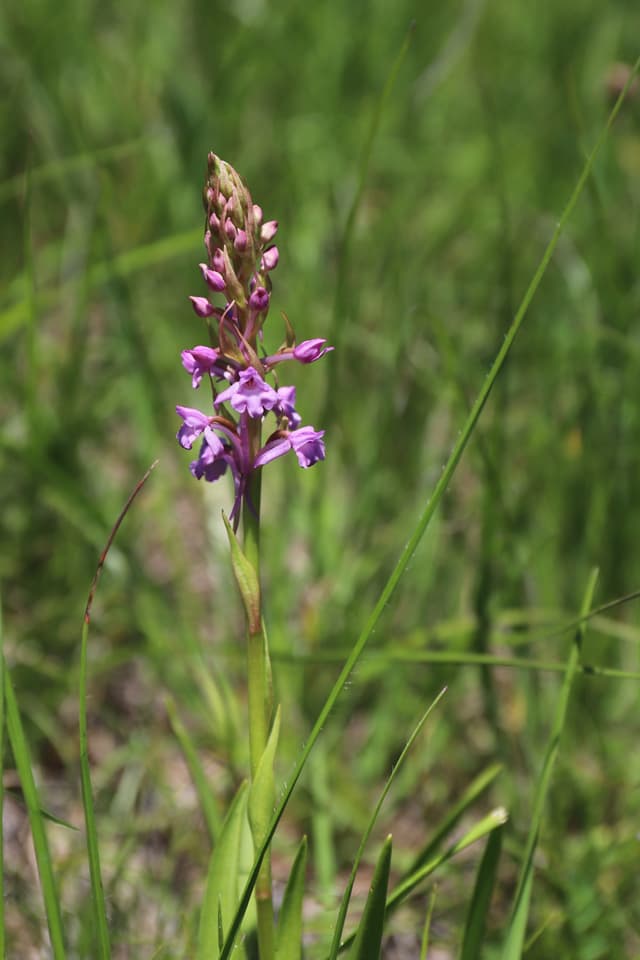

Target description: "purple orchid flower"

left=181, top=345, right=229, bottom=388
left=176, top=406, right=212, bottom=449
left=215, top=366, right=279, bottom=418
left=254, top=426, right=325, bottom=469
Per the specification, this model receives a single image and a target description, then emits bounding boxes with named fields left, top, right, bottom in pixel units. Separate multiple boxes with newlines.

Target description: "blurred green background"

left=2, top=0, right=640, bottom=956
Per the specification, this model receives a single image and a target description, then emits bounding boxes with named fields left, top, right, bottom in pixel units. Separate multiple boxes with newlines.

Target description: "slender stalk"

left=242, top=421, right=275, bottom=960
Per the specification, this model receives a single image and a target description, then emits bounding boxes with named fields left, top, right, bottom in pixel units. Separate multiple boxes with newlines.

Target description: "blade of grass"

left=218, top=58, right=639, bottom=960
left=420, top=886, right=438, bottom=960
left=273, top=648, right=640, bottom=680
left=328, top=688, right=447, bottom=960
left=500, top=567, right=599, bottom=958
left=197, top=781, right=250, bottom=960
left=274, top=836, right=307, bottom=960
left=79, top=460, right=158, bottom=960
left=0, top=600, right=5, bottom=959
left=4, top=665, right=66, bottom=959
left=348, top=835, right=393, bottom=960
left=459, top=824, right=504, bottom=960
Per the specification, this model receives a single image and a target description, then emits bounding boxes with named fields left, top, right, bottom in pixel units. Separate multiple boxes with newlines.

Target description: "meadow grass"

left=2, top=1, right=640, bottom=957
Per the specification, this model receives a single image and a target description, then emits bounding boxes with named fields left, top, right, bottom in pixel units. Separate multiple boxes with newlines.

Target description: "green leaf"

left=249, top=708, right=281, bottom=850
left=349, top=836, right=392, bottom=960
left=223, top=511, right=261, bottom=634
left=459, top=825, right=504, bottom=960
left=419, top=887, right=438, bottom=960
left=197, top=780, right=249, bottom=959
left=0, top=601, right=5, bottom=959
left=79, top=615, right=112, bottom=960
left=274, top=837, right=308, bottom=960
left=4, top=663, right=67, bottom=960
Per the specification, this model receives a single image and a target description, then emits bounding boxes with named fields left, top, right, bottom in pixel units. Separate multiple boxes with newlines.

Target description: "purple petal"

left=275, top=385, right=301, bottom=428
left=253, top=435, right=292, bottom=468
left=253, top=426, right=325, bottom=469
left=289, top=426, right=325, bottom=468
left=190, top=434, right=228, bottom=482
left=176, top=405, right=211, bottom=449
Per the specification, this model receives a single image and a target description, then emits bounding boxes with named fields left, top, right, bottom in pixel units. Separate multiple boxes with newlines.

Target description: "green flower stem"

left=242, top=423, right=275, bottom=960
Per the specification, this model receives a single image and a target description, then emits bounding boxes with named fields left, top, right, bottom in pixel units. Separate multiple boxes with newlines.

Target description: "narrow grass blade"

left=0, top=794, right=78, bottom=831
left=459, top=824, right=504, bottom=960
left=79, top=618, right=112, bottom=958
left=500, top=568, right=599, bottom=959
left=0, top=600, right=5, bottom=958
left=420, top=887, right=438, bottom=960
left=274, top=836, right=308, bottom=960
left=328, top=688, right=447, bottom=960
left=274, top=646, right=640, bottom=680
left=4, top=664, right=67, bottom=959
left=348, top=836, right=392, bottom=960
left=165, top=695, right=222, bottom=843
left=218, top=66, right=635, bottom=960
left=197, top=781, right=249, bottom=959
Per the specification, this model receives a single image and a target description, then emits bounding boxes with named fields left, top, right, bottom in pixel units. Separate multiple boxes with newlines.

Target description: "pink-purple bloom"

left=176, top=153, right=333, bottom=522
left=181, top=345, right=227, bottom=388
left=176, top=406, right=212, bottom=449
left=254, top=427, right=326, bottom=469
left=215, top=367, right=279, bottom=418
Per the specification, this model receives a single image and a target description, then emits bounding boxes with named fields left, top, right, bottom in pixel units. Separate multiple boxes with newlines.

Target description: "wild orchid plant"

left=176, top=154, right=332, bottom=959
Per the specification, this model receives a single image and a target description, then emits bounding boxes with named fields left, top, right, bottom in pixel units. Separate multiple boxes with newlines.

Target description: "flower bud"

left=260, top=220, right=278, bottom=243
left=189, top=296, right=215, bottom=318
left=293, top=338, right=334, bottom=363
left=249, top=286, right=270, bottom=313
left=261, top=246, right=279, bottom=272
left=199, top=263, right=226, bottom=291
